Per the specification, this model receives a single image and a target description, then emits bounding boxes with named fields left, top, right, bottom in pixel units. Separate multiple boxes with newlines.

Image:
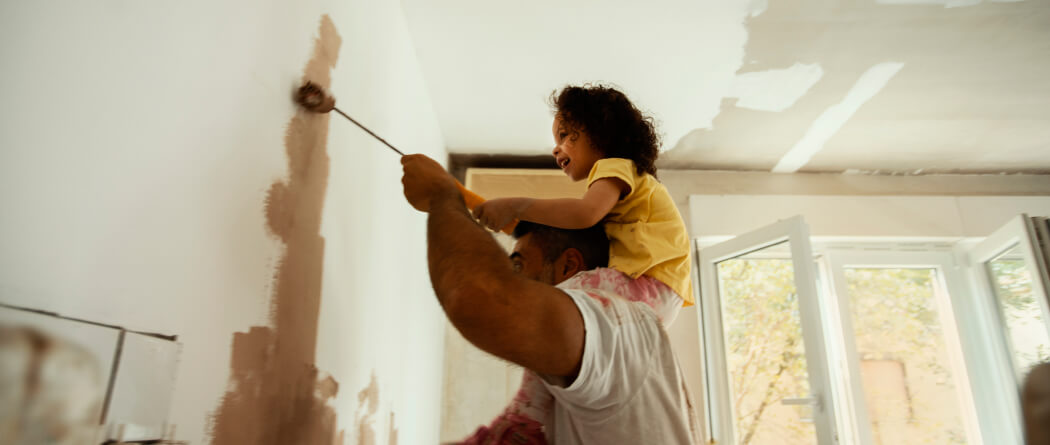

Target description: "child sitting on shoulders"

left=461, top=84, right=694, bottom=445
left=474, top=83, right=693, bottom=318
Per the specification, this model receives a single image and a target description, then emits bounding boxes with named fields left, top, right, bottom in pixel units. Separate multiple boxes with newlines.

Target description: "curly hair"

left=549, top=84, right=661, bottom=177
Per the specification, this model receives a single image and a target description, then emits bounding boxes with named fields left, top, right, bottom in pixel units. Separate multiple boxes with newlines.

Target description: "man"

left=1024, top=362, right=1050, bottom=445
left=402, top=154, right=700, bottom=444
left=509, top=221, right=610, bottom=285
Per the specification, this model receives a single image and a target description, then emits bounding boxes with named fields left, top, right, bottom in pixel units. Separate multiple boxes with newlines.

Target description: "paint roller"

left=294, top=81, right=516, bottom=234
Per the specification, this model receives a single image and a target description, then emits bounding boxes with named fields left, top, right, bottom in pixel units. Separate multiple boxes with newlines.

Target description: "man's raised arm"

left=400, top=154, right=584, bottom=377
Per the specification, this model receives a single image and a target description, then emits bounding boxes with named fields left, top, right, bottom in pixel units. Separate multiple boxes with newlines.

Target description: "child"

left=461, top=84, right=693, bottom=444
left=474, top=83, right=693, bottom=315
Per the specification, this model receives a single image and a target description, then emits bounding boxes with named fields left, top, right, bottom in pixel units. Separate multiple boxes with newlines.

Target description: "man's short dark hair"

left=512, top=221, right=609, bottom=270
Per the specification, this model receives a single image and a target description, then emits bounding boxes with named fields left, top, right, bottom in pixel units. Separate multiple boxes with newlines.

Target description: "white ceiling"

left=401, top=0, right=1050, bottom=174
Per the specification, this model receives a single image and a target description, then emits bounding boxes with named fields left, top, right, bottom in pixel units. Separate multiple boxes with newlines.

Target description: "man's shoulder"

left=543, top=281, right=698, bottom=444
left=557, top=277, right=660, bottom=332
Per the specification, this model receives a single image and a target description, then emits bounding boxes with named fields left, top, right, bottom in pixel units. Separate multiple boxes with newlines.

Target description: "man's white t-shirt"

left=540, top=286, right=701, bottom=444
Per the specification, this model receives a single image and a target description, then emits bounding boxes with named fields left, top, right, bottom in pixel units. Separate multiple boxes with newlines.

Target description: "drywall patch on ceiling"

left=877, top=0, right=979, bottom=7
left=728, top=63, right=823, bottom=112
left=646, top=0, right=1050, bottom=173
left=209, top=15, right=343, bottom=445
left=772, top=62, right=903, bottom=173
left=877, top=0, right=1024, bottom=7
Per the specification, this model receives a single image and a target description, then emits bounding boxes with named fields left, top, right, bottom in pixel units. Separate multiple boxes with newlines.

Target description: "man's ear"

left=556, top=248, right=586, bottom=281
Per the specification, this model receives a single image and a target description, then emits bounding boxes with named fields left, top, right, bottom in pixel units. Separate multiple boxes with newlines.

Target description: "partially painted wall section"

left=0, top=1, right=447, bottom=444
left=210, top=15, right=343, bottom=444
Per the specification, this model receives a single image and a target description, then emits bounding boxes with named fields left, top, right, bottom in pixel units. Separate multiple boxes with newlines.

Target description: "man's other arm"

left=401, top=154, right=584, bottom=377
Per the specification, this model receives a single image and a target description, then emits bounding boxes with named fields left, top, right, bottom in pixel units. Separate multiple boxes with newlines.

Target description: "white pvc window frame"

left=693, top=211, right=1048, bottom=444
left=969, top=214, right=1050, bottom=381
left=823, top=249, right=985, bottom=445
left=960, top=214, right=1050, bottom=443
left=697, top=215, right=840, bottom=445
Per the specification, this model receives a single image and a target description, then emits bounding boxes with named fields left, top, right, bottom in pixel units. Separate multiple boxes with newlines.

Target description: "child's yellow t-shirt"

left=587, top=158, right=694, bottom=306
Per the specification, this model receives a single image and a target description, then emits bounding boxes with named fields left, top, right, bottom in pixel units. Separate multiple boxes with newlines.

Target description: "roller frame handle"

left=454, top=181, right=517, bottom=234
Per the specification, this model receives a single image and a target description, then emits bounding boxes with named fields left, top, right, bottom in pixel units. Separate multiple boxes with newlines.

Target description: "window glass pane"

left=844, top=268, right=970, bottom=445
left=716, top=241, right=817, bottom=445
left=986, top=243, right=1050, bottom=378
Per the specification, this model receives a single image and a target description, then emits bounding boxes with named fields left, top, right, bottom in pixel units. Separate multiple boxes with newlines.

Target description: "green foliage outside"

left=987, top=257, right=1050, bottom=376
left=718, top=259, right=973, bottom=444
left=718, top=258, right=812, bottom=444
left=846, top=268, right=967, bottom=445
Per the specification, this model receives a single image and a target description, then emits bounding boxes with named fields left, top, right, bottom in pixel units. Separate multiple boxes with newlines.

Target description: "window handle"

left=781, top=396, right=821, bottom=409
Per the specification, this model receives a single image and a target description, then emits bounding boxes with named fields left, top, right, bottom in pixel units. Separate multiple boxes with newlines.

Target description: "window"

left=698, top=217, right=836, bottom=445
left=698, top=214, right=1050, bottom=445
left=824, top=251, right=981, bottom=445
left=972, top=216, right=1050, bottom=381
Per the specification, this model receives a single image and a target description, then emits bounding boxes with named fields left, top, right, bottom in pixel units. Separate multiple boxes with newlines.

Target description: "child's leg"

left=505, top=370, right=554, bottom=424
left=632, top=275, right=684, bottom=325
left=461, top=371, right=550, bottom=445
left=559, top=267, right=684, bottom=325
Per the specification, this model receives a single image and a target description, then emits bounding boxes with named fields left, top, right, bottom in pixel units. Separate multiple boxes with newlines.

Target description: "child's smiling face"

left=552, top=114, right=602, bottom=182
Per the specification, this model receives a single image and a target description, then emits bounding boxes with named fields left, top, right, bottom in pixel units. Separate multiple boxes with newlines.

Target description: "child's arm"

left=473, top=178, right=627, bottom=231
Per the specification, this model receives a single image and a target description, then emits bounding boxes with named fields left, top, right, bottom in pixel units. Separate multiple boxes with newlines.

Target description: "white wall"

left=0, top=1, right=446, bottom=444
